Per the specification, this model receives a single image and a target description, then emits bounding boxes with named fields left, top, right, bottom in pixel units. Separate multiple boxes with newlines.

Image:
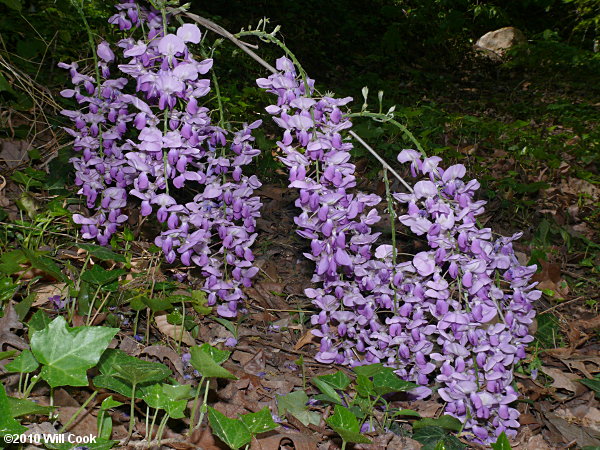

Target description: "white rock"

left=475, top=27, right=527, bottom=60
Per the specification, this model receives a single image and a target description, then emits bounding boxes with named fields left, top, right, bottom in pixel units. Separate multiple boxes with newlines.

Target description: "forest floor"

left=0, top=53, right=599, bottom=450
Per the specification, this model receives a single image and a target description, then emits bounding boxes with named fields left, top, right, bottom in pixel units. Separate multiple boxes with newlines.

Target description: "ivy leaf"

left=326, top=405, right=371, bottom=444
left=491, top=432, right=512, bottom=450
left=0, top=249, right=26, bottom=275
left=578, top=377, right=600, bottom=398
left=97, top=349, right=171, bottom=386
left=311, top=377, right=343, bottom=405
left=208, top=407, right=252, bottom=449
left=372, top=370, right=417, bottom=395
left=93, top=374, right=133, bottom=398
left=189, top=345, right=236, bottom=379
left=27, top=309, right=51, bottom=339
left=5, top=349, right=39, bottom=373
left=0, top=350, right=17, bottom=361
left=314, top=370, right=351, bottom=390
left=355, top=374, right=375, bottom=398
left=392, top=408, right=421, bottom=417
left=413, top=415, right=463, bottom=432
left=21, top=248, right=68, bottom=283
left=352, top=363, right=384, bottom=377
left=76, top=244, right=126, bottom=263
left=30, top=316, right=118, bottom=388
left=8, top=397, right=53, bottom=418
left=276, top=390, right=320, bottom=426
left=412, top=426, right=466, bottom=450
left=0, top=383, right=27, bottom=435
left=81, top=265, right=125, bottom=291
left=239, top=407, right=278, bottom=435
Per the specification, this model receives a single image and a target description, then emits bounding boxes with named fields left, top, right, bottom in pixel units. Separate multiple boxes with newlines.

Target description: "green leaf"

left=0, top=383, right=27, bottom=435
left=239, top=406, right=278, bottom=435
left=326, top=405, right=371, bottom=444
left=276, top=390, right=320, bottom=426
left=190, top=290, right=211, bottom=315
left=77, top=244, right=126, bottom=263
left=161, top=384, right=193, bottom=419
left=355, top=374, right=375, bottom=398
left=372, top=370, right=417, bottom=395
left=189, top=345, right=236, bottom=379
left=314, top=370, right=351, bottom=390
left=413, top=415, right=463, bottom=432
left=5, top=349, right=39, bottom=373
left=30, top=317, right=118, bottom=387
left=208, top=407, right=252, bottom=449
left=100, top=396, right=123, bottom=411
left=0, top=350, right=17, bottom=361
left=97, top=349, right=171, bottom=386
left=14, top=293, right=36, bottom=321
left=21, top=248, right=68, bottom=283
left=392, top=408, right=421, bottom=418
left=142, top=295, right=174, bottom=312
left=93, top=374, right=133, bottom=398
left=311, top=377, right=343, bottom=405
left=578, top=378, right=600, bottom=398
left=8, top=397, right=53, bottom=418
left=412, top=426, right=466, bottom=450
left=0, top=250, right=26, bottom=275
left=27, top=309, right=51, bottom=339
left=0, top=276, right=18, bottom=302
left=352, top=363, right=385, bottom=377
left=199, top=343, right=231, bottom=365
left=213, top=317, right=238, bottom=338
left=491, top=431, right=512, bottom=450
left=534, top=313, right=562, bottom=348
left=81, top=265, right=126, bottom=288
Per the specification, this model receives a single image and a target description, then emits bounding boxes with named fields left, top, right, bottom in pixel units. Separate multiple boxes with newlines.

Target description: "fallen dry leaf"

left=142, top=344, right=185, bottom=377
left=154, top=315, right=195, bottom=346
left=252, top=432, right=319, bottom=450
left=294, top=329, right=319, bottom=350
left=32, top=283, right=67, bottom=307
left=540, top=367, right=580, bottom=394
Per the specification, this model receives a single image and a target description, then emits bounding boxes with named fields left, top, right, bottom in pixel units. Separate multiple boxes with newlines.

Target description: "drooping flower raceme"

left=60, top=1, right=263, bottom=317
left=258, top=57, right=539, bottom=444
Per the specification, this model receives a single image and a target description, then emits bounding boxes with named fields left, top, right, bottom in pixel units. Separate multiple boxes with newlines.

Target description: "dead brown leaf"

left=540, top=367, right=581, bottom=394
left=243, top=349, right=266, bottom=376
left=0, top=302, right=27, bottom=351
left=32, top=283, right=67, bottom=307
left=294, top=329, right=319, bottom=350
left=252, top=432, right=319, bottom=450
left=545, top=411, right=600, bottom=447
left=142, top=345, right=185, bottom=377
left=154, top=315, right=195, bottom=346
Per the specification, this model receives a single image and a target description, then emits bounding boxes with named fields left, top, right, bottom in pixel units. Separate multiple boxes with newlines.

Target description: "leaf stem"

left=58, top=390, right=98, bottom=433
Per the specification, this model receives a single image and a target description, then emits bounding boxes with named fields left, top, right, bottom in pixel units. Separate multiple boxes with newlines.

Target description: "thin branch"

left=167, top=8, right=277, bottom=74
left=349, top=131, right=413, bottom=192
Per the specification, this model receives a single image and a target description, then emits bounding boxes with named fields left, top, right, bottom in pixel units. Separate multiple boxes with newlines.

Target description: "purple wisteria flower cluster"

left=258, top=57, right=539, bottom=444
left=60, top=1, right=262, bottom=317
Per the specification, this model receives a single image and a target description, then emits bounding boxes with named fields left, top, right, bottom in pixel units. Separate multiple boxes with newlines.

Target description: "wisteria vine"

left=60, top=1, right=262, bottom=317
left=257, top=56, right=539, bottom=444
left=59, top=0, right=540, bottom=443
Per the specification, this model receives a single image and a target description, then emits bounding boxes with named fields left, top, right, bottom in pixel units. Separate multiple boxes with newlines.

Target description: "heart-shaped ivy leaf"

left=5, top=349, right=39, bottom=373
left=208, top=407, right=252, bottom=449
left=239, top=407, right=278, bottom=435
left=189, top=345, right=236, bottom=379
left=326, top=405, right=371, bottom=444
left=30, top=316, right=118, bottom=387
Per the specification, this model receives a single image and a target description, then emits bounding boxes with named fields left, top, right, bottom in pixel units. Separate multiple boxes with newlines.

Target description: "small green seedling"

left=208, top=406, right=278, bottom=449
left=188, top=344, right=237, bottom=433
